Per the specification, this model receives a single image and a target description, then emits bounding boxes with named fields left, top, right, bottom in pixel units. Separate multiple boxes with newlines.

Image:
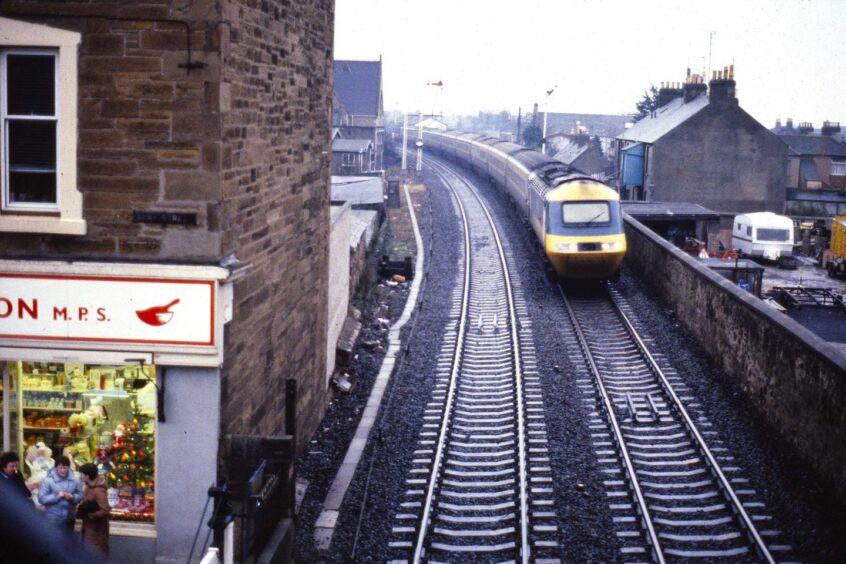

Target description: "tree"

left=522, top=124, right=543, bottom=148
left=633, top=84, right=659, bottom=122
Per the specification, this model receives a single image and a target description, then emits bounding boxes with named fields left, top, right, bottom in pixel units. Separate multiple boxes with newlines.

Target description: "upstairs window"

left=832, top=161, right=846, bottom=177
left=1, top=50, right=59, bottom=210
left=0, top=17, right=84, bottom=235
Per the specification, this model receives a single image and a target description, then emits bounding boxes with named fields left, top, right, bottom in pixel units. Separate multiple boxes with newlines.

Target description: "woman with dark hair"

left=78, top=462, right=110, bottom=557
left=0, top=451, right=31, bottom=501
left=37, top=455, right=83, bottom=533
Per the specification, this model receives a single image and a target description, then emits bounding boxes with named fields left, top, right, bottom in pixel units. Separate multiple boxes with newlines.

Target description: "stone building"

left=617, top=68, right=788, bottom=222
left=332, top=58, right=384, bottom=172
left=0, top=1, right=333, bottom=560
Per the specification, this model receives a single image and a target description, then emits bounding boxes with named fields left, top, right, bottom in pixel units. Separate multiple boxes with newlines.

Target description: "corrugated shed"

left=618, top=95, right=709, bottom=143
left=350, top=210, right=378, bottom=249
left=622, top=201, right=719, bottom=220
left=334, top=60, right=381, bottom=117
left=331, top=176, right=384, bottom=205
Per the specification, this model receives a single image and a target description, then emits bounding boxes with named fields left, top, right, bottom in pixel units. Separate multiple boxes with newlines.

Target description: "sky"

left=334, top=0, right=846, bottom=128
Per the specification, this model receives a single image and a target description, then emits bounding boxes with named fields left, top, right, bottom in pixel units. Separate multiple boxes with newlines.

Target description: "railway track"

left=561, top=284, right=791, bottom=562
left=388, top=159, right=559, bottom=562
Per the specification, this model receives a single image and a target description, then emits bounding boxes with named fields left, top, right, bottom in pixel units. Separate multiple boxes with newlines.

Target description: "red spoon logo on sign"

left=135, top=299, right=180, bottom=327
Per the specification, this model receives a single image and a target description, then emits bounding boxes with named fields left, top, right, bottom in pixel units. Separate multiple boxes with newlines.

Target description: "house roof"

left=779, top=134, right=846, bottom=157
left=333, top=138, right=373, bottom=153
left=550, top=136, right=591, bottom=164
left=334, top=60, right=381, bottom=117
left=618, top=95, right=709, bottom=143
left=543, top=112, right=630, bottom=138
left=331, top=176, right=384, bottom=205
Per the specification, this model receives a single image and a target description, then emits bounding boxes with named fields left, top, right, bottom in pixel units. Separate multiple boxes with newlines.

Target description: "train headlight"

left=554, top=242, right=577, bottom=252
left=601, top=241, right=621, bottom=251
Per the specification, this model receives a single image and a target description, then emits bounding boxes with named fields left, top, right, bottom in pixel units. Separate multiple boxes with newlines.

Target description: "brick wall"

left=0, top=1, right=224, bottom=260
left=217, top=0, right=333, bottom=448
left=0, top=0, right=335, bottom=451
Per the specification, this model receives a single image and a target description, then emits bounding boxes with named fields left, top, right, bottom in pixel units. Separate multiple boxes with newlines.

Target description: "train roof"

left=426, top=128, right=597, bottom=185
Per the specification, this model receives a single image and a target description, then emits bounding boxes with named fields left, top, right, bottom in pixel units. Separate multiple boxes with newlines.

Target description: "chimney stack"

left=785, top=118, right=794, bottom=131
left=821, top=121, right=841, bottom=136
left=682, top=73, right=707, bottom=103
left=775, top=118, right=782, bottom=130
left=708, top=64, right=737, bottom=105
left=797, top=122, right=814, bottom=134
left=657, top=80, right=684, bottom=108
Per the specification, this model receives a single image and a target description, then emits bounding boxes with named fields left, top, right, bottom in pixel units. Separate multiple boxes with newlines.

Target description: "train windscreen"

left=562, top=202, right=610, bottom=225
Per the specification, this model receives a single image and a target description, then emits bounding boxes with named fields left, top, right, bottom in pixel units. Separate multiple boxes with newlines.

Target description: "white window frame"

left=342, top=153, right=356, bottom=166
left=1, top=49, right=60, bottom=212
left=832, top=160, right=846, bottom=177
left=0, top=17, right=85, bottom=235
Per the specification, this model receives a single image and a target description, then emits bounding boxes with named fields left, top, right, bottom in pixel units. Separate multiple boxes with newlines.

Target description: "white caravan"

left=732, top=212, right=795, bottom=260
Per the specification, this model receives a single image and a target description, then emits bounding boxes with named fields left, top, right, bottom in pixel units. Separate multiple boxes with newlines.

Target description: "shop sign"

left=0, top=274, right=216, bottom=349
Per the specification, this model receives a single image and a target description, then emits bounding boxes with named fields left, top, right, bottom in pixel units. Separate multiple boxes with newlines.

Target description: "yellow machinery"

left=827, top=215, right=846, bottom=278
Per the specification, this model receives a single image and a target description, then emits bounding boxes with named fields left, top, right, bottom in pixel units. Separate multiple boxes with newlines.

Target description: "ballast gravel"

left=294, top=161, right=846, bottom=562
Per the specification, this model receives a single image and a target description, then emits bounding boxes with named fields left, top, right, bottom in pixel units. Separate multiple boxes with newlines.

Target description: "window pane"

left=1, top=361, right=157, bottom=521
left=7, top=54, right=55, bottom=116
left=9, top=120, right=56, bottom=169
left=562, top=201, right=610, bottom=224
left=756, top=228, right=791, bottom=242
left=9, top=171, right=57, bottom=203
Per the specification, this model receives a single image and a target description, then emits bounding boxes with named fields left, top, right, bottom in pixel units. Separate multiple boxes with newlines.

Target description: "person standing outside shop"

left=38, top=455, right=83, bottom=534
left=78, top=463, right=110, bottom=557
left=1, top=452, right=31, bottom=501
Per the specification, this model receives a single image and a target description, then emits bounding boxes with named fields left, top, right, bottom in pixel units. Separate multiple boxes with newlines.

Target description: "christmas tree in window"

left=108, top=401, right=155, bottom=516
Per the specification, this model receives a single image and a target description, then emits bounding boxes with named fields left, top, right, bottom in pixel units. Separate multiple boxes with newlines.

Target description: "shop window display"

left=1, top=361, right=156, bottom=521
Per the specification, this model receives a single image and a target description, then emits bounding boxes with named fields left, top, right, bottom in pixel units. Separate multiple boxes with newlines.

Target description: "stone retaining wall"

left=624, top=215, right=846, bottom=501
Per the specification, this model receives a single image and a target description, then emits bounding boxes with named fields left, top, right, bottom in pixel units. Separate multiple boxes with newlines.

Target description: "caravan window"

left=746, top=226, right=752, bottom=236
left=756, top=228, right=791, bottom=242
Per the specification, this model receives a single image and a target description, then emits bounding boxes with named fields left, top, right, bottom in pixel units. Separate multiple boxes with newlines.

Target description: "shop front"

left=0, top=260, right=241, bottom=562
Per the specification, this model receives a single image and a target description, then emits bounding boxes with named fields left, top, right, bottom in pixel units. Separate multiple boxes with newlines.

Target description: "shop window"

left=0, top=17, right=85, bottom=235
left=1, top=361, right=156, bottom=521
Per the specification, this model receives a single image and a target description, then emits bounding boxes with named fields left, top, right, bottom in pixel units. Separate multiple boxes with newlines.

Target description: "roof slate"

left=779, top=134, right=846, bottom=157
left=618, top=95, right=709, bottom=143
left=334, top=60, right=381, bottom=117
left=333, top=138, right=373, bottom=153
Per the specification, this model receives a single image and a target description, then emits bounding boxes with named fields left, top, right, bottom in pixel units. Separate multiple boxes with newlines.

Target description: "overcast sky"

left=334, top=0, right=846, bottom=128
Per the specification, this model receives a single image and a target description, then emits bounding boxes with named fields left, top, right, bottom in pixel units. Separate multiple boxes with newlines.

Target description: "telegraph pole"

left=401, top=112, right=408, bottom=172
left=415, top=111, right=423, bottom=174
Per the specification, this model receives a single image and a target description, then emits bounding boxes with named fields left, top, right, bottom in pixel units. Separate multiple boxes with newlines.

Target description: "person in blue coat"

left=38, top=455, right=83, bottom=533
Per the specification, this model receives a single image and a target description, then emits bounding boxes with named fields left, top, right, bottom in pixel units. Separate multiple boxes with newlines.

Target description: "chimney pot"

left=821, top=121, right=841, bottom=136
